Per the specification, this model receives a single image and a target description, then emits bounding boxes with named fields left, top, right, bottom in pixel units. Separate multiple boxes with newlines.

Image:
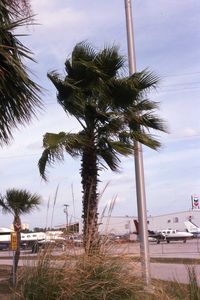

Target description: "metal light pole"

left=124, top=0, right=151, bottom=287
left=64, top=204, right=69, bottom=233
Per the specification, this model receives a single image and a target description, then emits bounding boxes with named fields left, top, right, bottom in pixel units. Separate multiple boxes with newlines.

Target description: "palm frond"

left=98, top=147, right=120, bottom=171
left=48, top=72, right=86, bottom=119
left=0, top=188, right=41, bottom=216
left=129, top=69, right=159, bottom=94
left=95, top=45, right=125, bottom=78
left=71, top=41, right=96, bottom=63
left=109, top=141, right=133, bottom=156
left=130, top=131, right=162, bottom=150
left=137, top=113, right=168, bottom=133
left=39, top=132, right=85, bottom=180
left=131, top=99, right=159, bottom=112
left=1, top=0, right=32, bottom=20
left=0, top=4, right=42, bottom=146
left=106, top=78, right=138, bottom=108
left=0, top=196, right=13, bottom=215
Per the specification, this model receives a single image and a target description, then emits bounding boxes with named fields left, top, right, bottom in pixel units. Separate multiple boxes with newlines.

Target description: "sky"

left=0, top=0, right=200, bottom=229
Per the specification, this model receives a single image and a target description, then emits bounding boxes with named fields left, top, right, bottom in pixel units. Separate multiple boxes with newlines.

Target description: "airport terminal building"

left=98, top=195, right=200, bottom=235
left=147, top=209, right=200, bottom=232
left=57, top=196, right=200, bottom=236
left=57, top=210, right=200, bottom=236
left=76, top=209, right=200, bottom=236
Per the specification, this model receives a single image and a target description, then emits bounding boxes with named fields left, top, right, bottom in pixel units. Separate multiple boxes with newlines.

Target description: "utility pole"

left=64, top=204, right=69, bottom=233
left=124, top=0, right=151, bottom=287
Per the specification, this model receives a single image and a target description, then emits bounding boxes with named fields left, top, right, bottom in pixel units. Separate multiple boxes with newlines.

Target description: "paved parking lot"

left=1, top=239, right=200, bottom=258
left=105, top=239, right=200, bottom=258
left=149, top=239, right=200, bottom=258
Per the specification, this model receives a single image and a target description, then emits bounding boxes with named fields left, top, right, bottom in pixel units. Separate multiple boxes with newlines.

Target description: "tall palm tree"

left=0, top=0, right=42, bottom=146
left=38, top=42, right=166, bottom=254
left=0, top=188, right=41, bottom=273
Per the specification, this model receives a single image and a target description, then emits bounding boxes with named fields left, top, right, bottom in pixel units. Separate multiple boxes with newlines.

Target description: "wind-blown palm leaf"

left=97, top=146, right=120, bottom=171
left=109, top=141, right=133, bottom=156
left=48, top=72, right=85, bottom=119
left=105, top=78, right=139, bottom=108
left=0, top=0, right=42, bottom=145
left=130, top=131, right=162, bottom=150
left=129, top=69, right=159, bottom=94
left=97, top=137, right=132, bottom=171
left=137, top=113, right=167, bottom=132
left=1, top=0, right=32, bottom=20
left=129, top=99, right=159, bottom=112
left=3, top=189, right=41, bottom=214
left=0, top=197, right=13, bottom=214
left=127, top=110, right=167, bottom=133
left=39, top=132, right=85, bottom=180
left=72, top=41, right=96, bottom=64
left=95, top=46, right=125, bottom=78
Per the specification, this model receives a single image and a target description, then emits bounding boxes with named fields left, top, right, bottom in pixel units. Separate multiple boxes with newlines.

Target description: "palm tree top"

left=38, top=42, right=167, bottom=181
left=0, top=188, right=41, bottom=215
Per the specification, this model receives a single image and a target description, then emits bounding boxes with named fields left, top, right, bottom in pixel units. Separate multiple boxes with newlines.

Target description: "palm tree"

left=0, top=0, right=42, bottom=146
left=0, top=188, right=41, bottom=273
left=38, top=42, right=166, bottom=254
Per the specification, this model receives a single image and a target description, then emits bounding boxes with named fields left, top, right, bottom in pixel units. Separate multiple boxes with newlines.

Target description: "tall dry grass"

left=12, top=243, right=163, bottom=300
left=11, top=242, right=200, bottom=300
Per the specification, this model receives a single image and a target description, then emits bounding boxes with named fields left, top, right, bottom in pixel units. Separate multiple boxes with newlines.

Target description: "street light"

left=124, top=0, right=151, bottom=287
left=64, top=204, right=69, bottom=233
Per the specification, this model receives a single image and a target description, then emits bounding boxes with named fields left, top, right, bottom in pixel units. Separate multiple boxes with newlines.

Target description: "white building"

left=98, top=216, right=137, bottom=236
left=56, top=209, right=200, bottom=236
left=98, top=210, right=200, bottom=235
left=56, top=196, right=200, bottom=235
left=147, top=209, right=200, bottom=231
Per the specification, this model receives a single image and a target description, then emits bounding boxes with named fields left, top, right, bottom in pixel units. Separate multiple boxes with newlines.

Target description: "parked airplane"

left=0, top=227, right=65, bottom=252
left=134, top=220, right=193, bottom=244
left=184, top=220, right=200, bottom=237
left=156, top=229, right=193, bottom=243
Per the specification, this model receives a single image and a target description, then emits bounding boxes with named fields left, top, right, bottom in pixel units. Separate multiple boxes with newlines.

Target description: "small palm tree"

left=38, top=42, right=166, bottom=254
left=0, top=0, right=41, bottom=146
left=0, top=188, right=41, bottom=273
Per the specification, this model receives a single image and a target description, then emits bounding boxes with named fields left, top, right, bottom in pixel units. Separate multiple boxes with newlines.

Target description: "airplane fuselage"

left=156, top=229, right=193, bottom=243
left=0, top=228, right=64, bottom=250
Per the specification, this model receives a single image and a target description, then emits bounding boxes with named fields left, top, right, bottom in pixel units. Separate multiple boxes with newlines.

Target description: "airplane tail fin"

left=134, top=219, right=152, bottom=235
left=134, top=220, right=139, bottom=235
left=184, top=220, right=199, bottom=232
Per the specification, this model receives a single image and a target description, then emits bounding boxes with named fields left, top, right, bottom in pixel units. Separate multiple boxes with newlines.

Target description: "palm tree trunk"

left=81, top=140, right=99, bottom=255
left=13, top=215, right=21, bottom=275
